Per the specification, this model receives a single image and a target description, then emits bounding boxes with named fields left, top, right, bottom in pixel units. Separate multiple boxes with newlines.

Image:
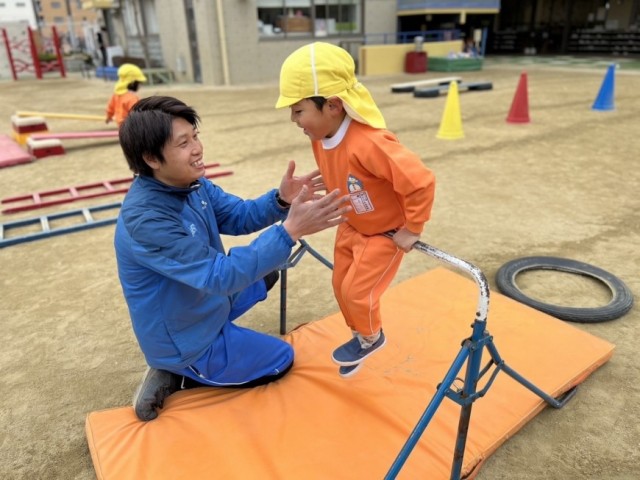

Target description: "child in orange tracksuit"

left=276, top=42, right=436, bottom=377
left=105, top=63, right=147, bottom=127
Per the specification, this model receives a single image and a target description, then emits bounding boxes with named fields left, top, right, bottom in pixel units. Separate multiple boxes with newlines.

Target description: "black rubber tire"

left=413, top=88, right=441, bottom=98
left=391, top=86, right=415, bottom=93
left=467, top=82, right=493, bottom=91
left=495, top=256, right=634, bottom=323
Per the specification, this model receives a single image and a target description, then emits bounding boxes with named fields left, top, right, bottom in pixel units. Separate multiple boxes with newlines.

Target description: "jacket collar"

left=137, top=175, right=202, bottom=198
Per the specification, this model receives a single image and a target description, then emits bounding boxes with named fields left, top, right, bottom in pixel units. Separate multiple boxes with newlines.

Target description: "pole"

left=63, top=0, right=78, bottom=50
left=27, top=27, right=42, bottom=79
left=52, top=26, right=66, bottom=78
left=215, top=0, right=231, bottom=86
left=2, top=28, right=18, bottom=80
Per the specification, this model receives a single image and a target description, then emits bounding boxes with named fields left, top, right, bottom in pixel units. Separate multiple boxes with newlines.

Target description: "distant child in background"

left=276, top=42, right=436, bottom=377
left=462, top=37, right=479, bottom=57
left=105, top=63, right=147, bottom=127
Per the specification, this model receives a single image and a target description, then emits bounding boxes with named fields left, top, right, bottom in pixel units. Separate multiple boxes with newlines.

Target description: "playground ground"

left=0, top=57, right=639, bottom=479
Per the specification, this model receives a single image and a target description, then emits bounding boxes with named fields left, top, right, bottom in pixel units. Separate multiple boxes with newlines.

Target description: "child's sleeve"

left=363, top=132, right=436, bottom=233
left=106, top=95, right=116, bottom=118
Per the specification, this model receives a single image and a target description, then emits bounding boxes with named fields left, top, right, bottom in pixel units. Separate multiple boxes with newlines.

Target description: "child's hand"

left=393, top=228, right=420, bottom=252
left=105, top=117, right=112, bottom=124
left=278, top=160, right=326, bottom=204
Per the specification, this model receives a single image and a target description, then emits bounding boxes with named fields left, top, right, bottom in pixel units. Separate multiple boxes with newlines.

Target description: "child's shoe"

left=332, top=330, right=386, bottom=366
left=338, top=363, right=363, bottom=378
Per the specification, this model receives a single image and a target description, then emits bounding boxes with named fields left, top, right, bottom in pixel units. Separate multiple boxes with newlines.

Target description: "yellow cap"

left=114, top=64, right=147, bottom=95
left=276, top=42, right=386, bottom=129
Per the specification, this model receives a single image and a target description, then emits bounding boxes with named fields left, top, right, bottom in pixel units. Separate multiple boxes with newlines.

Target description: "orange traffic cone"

left=436, top=81, right=464, bottom=140
left=506, top=72, right=530, bottom=123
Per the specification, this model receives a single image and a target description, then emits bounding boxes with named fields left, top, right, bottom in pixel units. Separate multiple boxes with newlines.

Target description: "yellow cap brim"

left=275, top=94, right=300, bottom=109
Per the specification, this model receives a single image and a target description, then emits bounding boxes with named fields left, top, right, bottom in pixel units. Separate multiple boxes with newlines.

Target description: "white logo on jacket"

left=189, top=224, right=197, bottom=236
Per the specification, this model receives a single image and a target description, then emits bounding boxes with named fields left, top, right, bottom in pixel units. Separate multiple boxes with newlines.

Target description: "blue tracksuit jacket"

left=114, top=175, right=294, bottom=370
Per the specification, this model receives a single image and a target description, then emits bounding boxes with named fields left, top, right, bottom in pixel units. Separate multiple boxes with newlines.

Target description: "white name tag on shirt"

left=349, top=191, right=374, bottom=214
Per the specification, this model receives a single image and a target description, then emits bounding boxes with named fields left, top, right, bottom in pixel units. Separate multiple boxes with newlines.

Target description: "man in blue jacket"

left=115, top=96, right=351, bottom=421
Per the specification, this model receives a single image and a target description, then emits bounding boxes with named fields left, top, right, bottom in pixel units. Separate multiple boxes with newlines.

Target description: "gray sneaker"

left=332, top=330, right=386, bottom=366
left=338, top=363, right=363, bottom=378
left=133, top=367, right=181, bottom=421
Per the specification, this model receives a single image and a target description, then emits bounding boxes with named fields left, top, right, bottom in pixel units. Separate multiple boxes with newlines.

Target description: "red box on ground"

left=405, top=51, right=428, bottom=74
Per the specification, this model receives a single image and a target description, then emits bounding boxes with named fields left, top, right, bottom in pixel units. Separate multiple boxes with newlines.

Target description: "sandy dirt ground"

left=0, top=60, right=638, bottom=479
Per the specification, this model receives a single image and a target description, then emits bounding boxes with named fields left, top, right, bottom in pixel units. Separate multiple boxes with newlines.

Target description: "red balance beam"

left=2, top=164, right=233, bottom=214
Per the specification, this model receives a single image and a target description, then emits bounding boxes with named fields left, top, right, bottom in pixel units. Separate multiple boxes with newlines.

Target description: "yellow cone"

left=436, top=81, right=464, bottom=140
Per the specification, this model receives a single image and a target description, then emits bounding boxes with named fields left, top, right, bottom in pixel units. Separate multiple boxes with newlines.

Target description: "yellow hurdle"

left=16, top=111, right=104, bottom=121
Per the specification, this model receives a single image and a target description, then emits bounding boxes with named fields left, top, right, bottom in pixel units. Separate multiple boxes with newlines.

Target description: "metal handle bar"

left=384, top=231, right=490, bottom=324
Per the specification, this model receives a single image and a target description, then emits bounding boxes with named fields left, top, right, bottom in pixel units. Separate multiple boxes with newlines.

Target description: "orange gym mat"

left=85, top=267, right=614, bottom=480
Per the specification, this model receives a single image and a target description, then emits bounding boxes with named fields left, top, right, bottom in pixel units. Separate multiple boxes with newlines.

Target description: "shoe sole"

left=133, top=367, right=159, bottom=421
left=339, top=363, right=363, bottom=378
left=132, top=367, right=151, bottom=405
left=332, top=335, right=386, bottom=367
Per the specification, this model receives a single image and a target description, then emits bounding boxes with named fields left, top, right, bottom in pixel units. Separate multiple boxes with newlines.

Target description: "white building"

left=83, top=0, right=398, bottom=85
left=0, top=0, right=39, bottom=28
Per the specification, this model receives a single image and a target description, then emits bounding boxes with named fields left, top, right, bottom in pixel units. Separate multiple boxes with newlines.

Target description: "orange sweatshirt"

left=311, top=117, right=435, bottom=236
left=106, top=91, right=139, bottom=126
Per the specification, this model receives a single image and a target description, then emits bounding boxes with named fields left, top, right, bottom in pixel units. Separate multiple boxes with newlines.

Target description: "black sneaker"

left=133, top=367, right=181, bottom=421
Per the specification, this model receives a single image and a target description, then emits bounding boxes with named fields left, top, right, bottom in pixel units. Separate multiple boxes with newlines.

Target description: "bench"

left=95, top=65, right=175, bottom=86
left=143, top=68, right=175, bottom=85
left=95, top=66, right=118, bottom=81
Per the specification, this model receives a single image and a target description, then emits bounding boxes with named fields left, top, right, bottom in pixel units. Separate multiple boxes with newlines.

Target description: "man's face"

left=145, top=117, right=205, bottom=188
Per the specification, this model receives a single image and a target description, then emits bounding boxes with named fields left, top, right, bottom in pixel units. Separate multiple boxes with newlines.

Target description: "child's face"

left=289, top=98, right=344, bottom=141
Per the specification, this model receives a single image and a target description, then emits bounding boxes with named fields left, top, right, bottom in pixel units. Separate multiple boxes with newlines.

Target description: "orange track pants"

left=332, top=223, right=404, bottom=336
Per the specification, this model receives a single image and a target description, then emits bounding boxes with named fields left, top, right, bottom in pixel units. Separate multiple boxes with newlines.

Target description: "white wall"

left=0, top=1, right=38, bottom=29
left=154, top=0, right=191, bottom=82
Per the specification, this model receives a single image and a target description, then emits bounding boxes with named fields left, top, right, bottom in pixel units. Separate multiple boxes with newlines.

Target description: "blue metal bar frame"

left=384, top=238, right=578, bottom=480
left=279, top=239, right=333, bottom=335
left=0, top=202, right=121, bottom=248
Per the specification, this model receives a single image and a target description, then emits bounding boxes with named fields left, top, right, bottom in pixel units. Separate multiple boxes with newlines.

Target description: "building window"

left=257, top=0, right=362, bottom=39
left=51, top=1, right=62, bottom=8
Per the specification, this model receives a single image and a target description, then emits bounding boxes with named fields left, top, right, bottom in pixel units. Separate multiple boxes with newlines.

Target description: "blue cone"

left=592, top=64, right=616, bottom=111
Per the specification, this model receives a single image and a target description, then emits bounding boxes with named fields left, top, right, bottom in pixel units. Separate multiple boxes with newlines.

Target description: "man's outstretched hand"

left=283, top=186, right=351, bottom=242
